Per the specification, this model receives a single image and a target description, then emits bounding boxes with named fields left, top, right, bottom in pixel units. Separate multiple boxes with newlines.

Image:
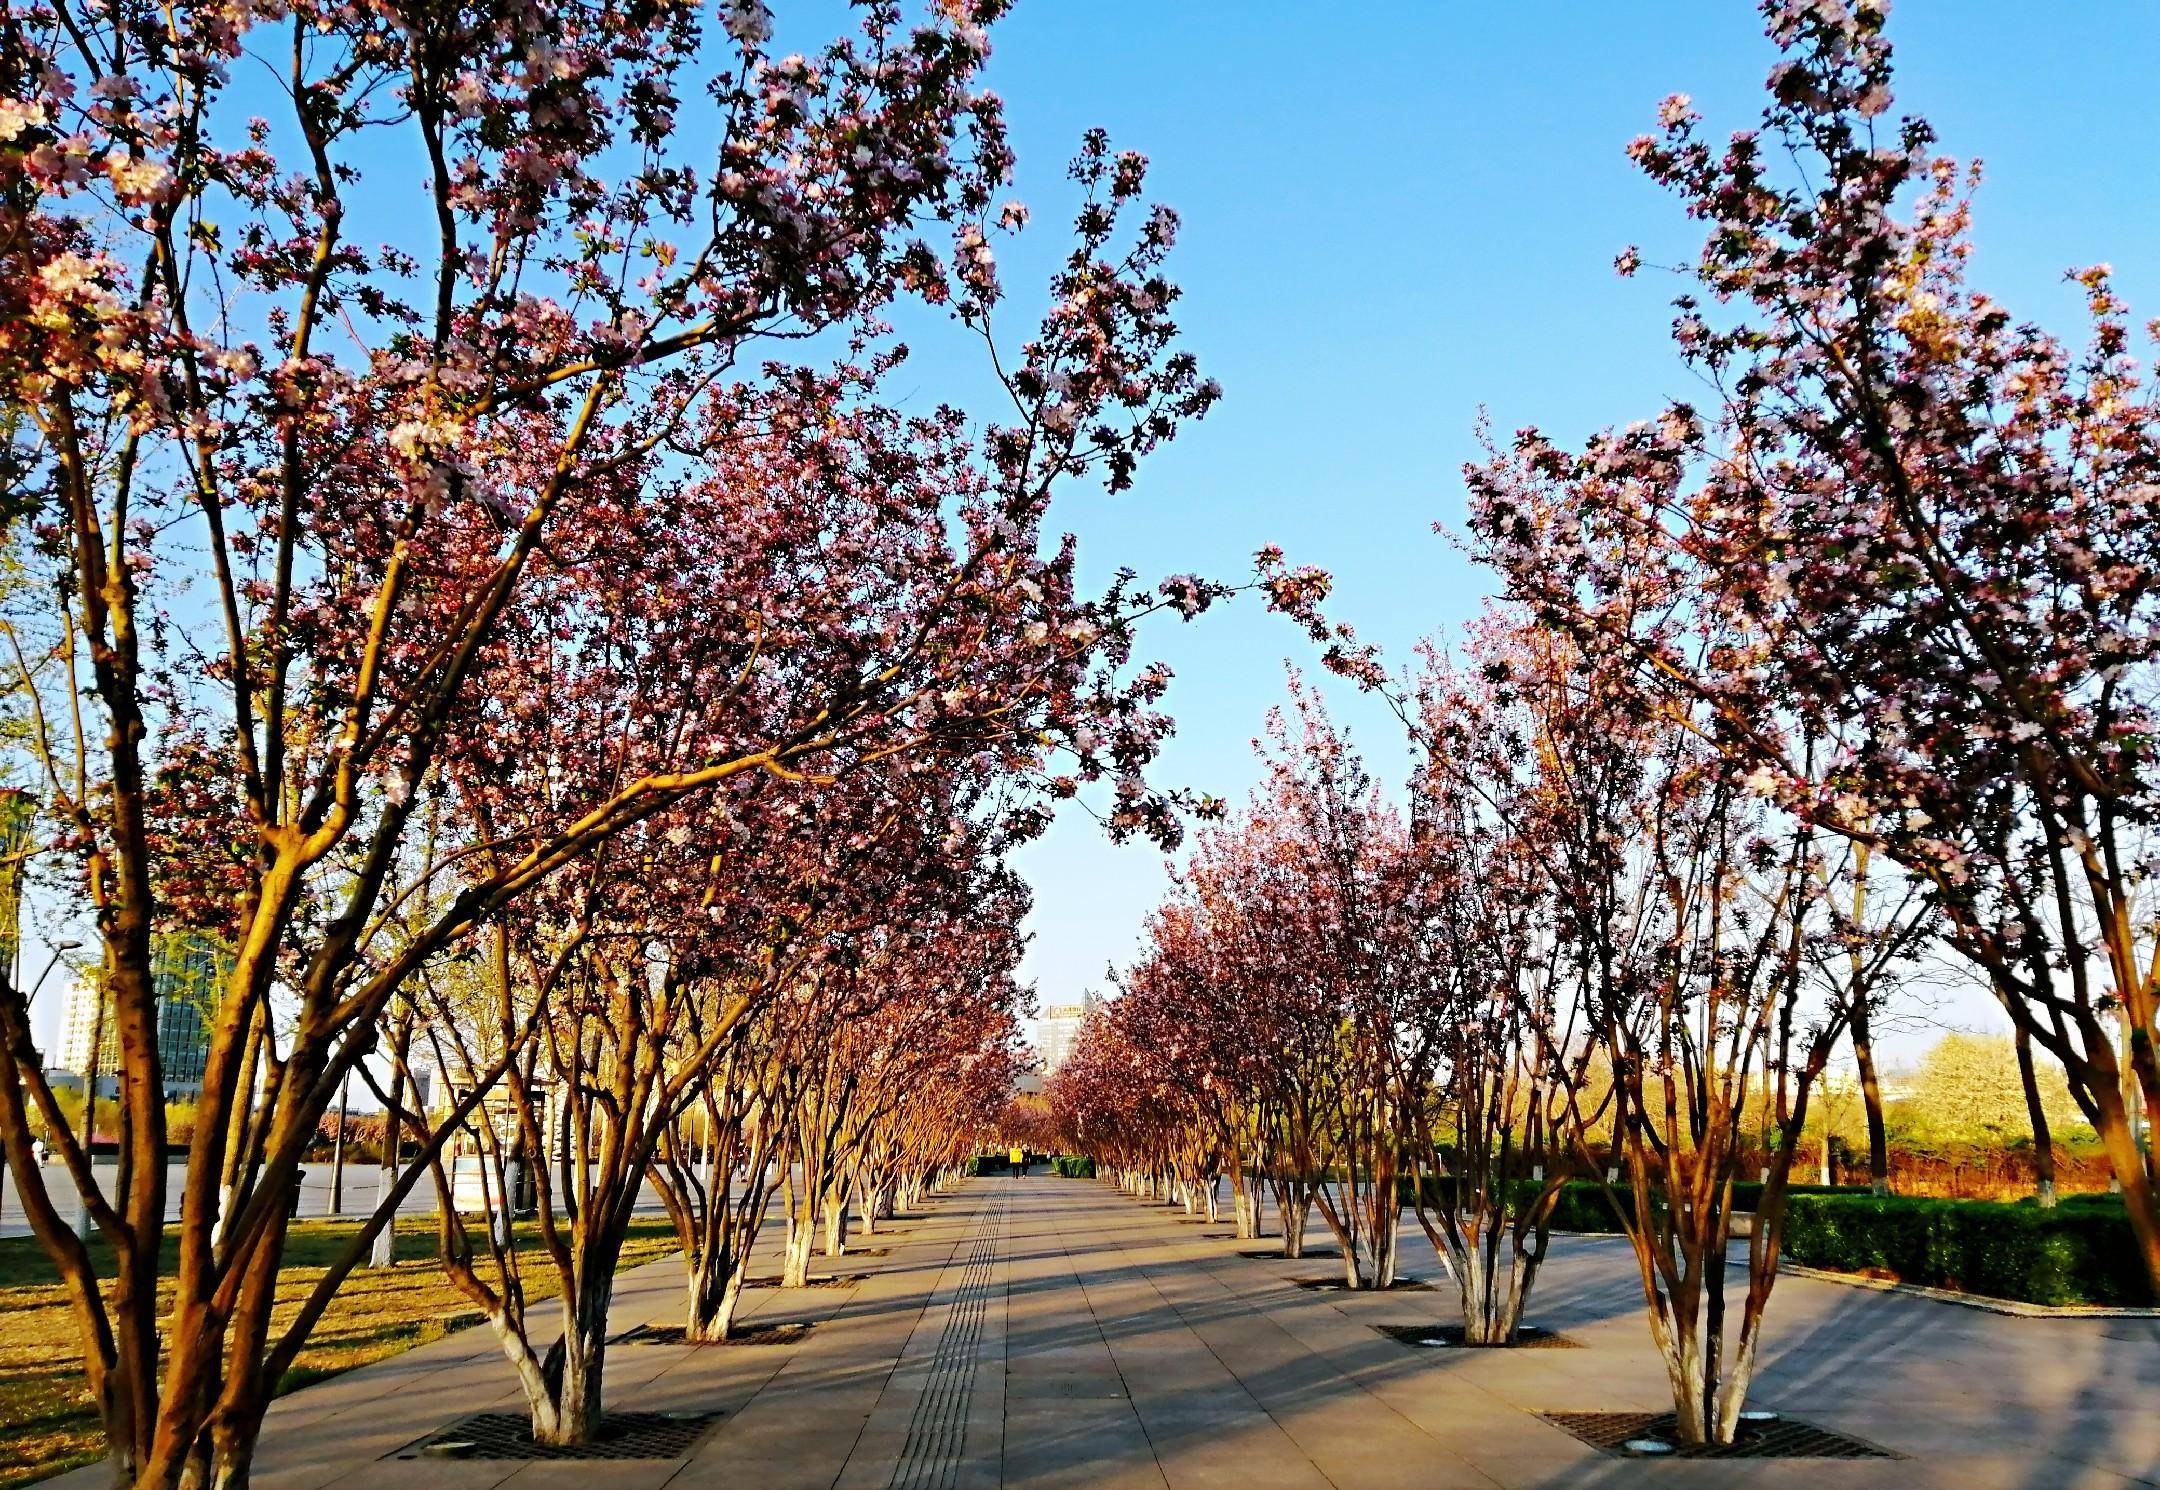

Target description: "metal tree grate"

left=1381, top=1323, right=1580, bottom=1349
left=394, top=1410, right=721, bottom=1462
left=1297, top=1275, right=1431, bottom=1292
left=610, top=1321, right=813, bottom=1347
left=1540, top=1411, right=1901, bottom=1459
left=745, top=1271, right=868, bottom=1289
left=1240, top=1247, right=1337, bottom=1260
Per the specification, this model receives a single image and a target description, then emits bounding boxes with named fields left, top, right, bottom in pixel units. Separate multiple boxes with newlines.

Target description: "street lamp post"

left=329, top=1071, right=351, bottom=1216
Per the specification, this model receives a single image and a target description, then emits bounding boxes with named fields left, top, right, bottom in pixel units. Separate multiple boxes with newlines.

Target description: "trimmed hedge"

left=1052, top=1155, right=1096, bottom=1179
left=1395, top=1175, right=2143, bottom=1307
left=1780, top=1193, right=2150, bottom=1307
left=1401, top=1178, right=1868, bottom=1234
left=1731, top=1180, right=1871, bottom=1211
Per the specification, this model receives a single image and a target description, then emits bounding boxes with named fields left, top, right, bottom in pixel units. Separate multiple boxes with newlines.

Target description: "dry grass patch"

left=0, top=1215, right=680, bottom=1489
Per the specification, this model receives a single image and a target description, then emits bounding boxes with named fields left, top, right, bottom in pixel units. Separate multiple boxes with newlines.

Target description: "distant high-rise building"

left=55, top=932, right=225, bottom=1097
left=1036, top=992, right=1099, bottom=1076
left=54, top=976, right=107, bottom=1081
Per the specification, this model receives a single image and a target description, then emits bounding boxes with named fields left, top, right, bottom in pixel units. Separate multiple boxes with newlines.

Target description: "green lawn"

left=0, top=1216, right=682, bottom=1489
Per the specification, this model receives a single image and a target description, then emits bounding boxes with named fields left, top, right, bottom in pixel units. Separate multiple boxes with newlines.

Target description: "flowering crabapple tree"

left=1064, top=689, right=1434, bottom=1287
left=772, top=856, right=1030, bottom=1282
left=816, top=912, right=1031, bottom=1243
left=0, top=0, right=1234, bottom=1478
left=1240, top=691, right=1433, bottom=1290
left=632, top=758, right=1014, bottom=1347
left=387, top=224, right=1226, bottom=1423
left=1467, top=0, right=2160, bottom=1285
left=1043, top=1005, right=1187, bottom=1200
left=417, top=762, right=1024, bottom=1430
left=1116, top=902, right=1261, bottom=1227
left=1398, top=644, right=1585, bottom=1345
left=1458, top=610, right=1892, bottom=1441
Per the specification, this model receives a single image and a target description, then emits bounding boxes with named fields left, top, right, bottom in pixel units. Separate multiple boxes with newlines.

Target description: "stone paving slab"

left=34, top=1177, right=2160, bottom=1490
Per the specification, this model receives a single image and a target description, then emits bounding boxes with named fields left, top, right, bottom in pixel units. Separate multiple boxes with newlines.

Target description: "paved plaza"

left=44, top=1178, right=2158, bottom=1490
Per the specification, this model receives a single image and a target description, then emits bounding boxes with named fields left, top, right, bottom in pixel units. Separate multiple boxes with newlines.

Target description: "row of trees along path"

left=0, top=0, right=1313, bottom=1486
left=1054, top=0, right=2160, bottom=1453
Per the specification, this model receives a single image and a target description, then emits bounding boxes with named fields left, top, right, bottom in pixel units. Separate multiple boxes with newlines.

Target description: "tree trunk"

left=781, top=1213, right=816, bottom=1289
left=1276, top=1184, right=1310, bottom=1258
left=2013, top=1024, right=2057, bottom=1209
left=1850, top=1004, right=1891, bottom=1196
left=1458, top=1247, right=1503, bottom=1344
left=534, top=1328, right=605, bottom=1446
left=821, top=1191, right=848, bottom=1257
left=2088, top=1079, right=2160, bottom=1286
left=855, top=1181, right=887, bottom=1235
left=683, top=1251, right=745, bottom=1343
left=1338, top=1188, right=1396, bottom=1290
left=1231, top=1168, right=1259, bottom=1240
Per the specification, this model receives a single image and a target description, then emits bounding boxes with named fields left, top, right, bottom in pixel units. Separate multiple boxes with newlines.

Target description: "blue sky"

left=917, top=1, right=2160, bottom=1059
left=25, top=3, right=2157, bottom=1066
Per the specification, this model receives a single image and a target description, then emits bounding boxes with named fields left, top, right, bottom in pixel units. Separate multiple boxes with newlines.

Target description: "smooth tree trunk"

left=2014, top=1024, right=2057, bottom=1208
left=1455, top=1236, right=1531, bottom=1344
left=1231, top=1167, right=1260, bottom=1240
left=855, top=1179, right=889, bottom=1235
left=683, top=1249, right=747, bottom=1343
left=1849, top=1007, right=1891, bottom=1195
left=533, top=1307, right=607, bottom=1446
left=782, top=1212, right=817, bottom=1288
left=1273, top=1180, right=1312, bottom=1259
left=1418, top=1184, right=1558, bottom=1346
left=822, top=1191, right=849, bottom=1257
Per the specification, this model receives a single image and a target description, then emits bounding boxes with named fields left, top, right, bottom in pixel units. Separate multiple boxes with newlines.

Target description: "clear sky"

left=25, top=3, right=2160, bottom=1067
left=923, top=1, right=2160, bottom=1061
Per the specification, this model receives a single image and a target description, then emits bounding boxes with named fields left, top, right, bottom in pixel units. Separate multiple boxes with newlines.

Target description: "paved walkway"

left=42, top=1178, right=2159, bottom=1490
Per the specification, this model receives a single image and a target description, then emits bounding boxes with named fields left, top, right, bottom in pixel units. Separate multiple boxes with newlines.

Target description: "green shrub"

left=1729, top=1180, right=1870, bottom=1211
left=2039, top=1191, right=2128, bottom=1211
left=1392, top=1176, right=1627, bottom=1231
left=1396, top=1175, right=1867, bottom=1230
left=1051, top=1155, right=1095, bottom=1179
left=1547, top=1181, right=1635, bottom=1233
left=1781, top=1194, right=2149, bottom=1307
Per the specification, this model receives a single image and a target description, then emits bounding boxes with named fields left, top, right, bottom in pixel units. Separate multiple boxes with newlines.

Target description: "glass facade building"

left=55, top=931, right=225, bottom=1097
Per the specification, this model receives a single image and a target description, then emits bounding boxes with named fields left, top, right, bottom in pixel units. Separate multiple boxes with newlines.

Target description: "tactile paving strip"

left=887, top=1190, right=1009, bottom=1490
